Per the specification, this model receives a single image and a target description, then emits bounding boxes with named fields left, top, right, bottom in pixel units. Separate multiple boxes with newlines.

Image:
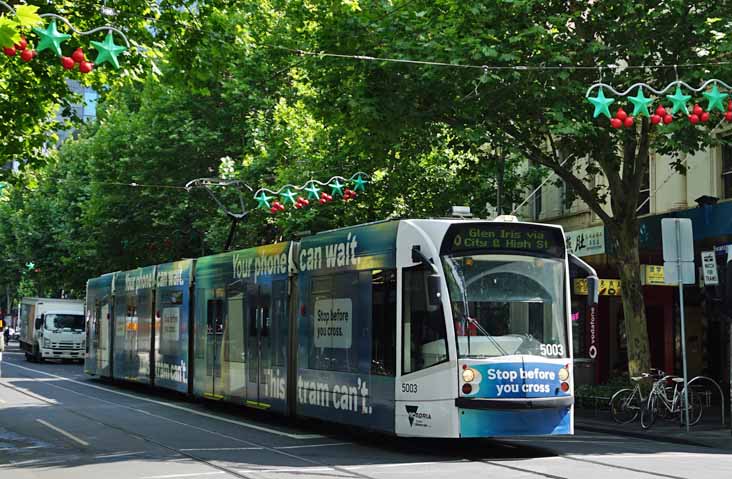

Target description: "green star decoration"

left=666, top=86, right=691, bottom=115
left=33, top=20, right=71, bottom=57
left=352, top=175, right=368, bottom=192
left=280, top=188, right=298, bottom=205
left=703, top=83, right=728, bottom=113
left=255, top=191, right=273, bottom=209
left=91, top=32, right=126, bottom=69
left=587, top=87, right=615, bottom=119
left=26, top=262, right=35, bottom=270
left=329, top=179, right=345, bottom=197
left=304, top=182, right=321, bottom=200
left=628, top=87, right=653, bottom=118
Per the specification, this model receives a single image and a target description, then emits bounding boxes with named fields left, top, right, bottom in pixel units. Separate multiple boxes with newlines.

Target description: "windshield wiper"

left=460, top=313, right=509, bottom=357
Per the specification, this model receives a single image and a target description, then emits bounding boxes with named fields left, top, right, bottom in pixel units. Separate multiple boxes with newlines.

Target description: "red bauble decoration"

left=623, top=116, right=634, bottom=128
left=692, top=104, right=703, bottom=116
left=650, top=114, right=661, bottom=125
left=656, top=105, right=667, bottom=117
left=20, top=49, right=34, bottom=62
left=79, top=61, right=94, bottom=74
left=72, top=48, right=85, bottom=63
left=700, top=112, right=710, bottom=123
left=728, top=100, right=732, bottom=112
left=319, top=198, right=326, bottom=205
left=610, top=118, right=622, bottom=129
left=689, top=114, right=699, bottom=125
left=663, top=114, right=673, bottom=124
left=61, top=56, right=75, bottom=70
left=14, top=37, right=27, bottom=51
left=270, top=206, right=278, bottom=214
left=725, top=112, right=732, bottom=122
left=616, top=108, right=628, bottom=121
left=3, top=46, right=16, bottom=57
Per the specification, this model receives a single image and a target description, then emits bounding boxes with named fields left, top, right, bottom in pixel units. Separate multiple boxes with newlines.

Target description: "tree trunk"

left=611, top=219, right=652, bottom=377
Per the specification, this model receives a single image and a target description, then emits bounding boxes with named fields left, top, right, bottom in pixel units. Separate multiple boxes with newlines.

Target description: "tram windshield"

left=442, top=254, right=568, bottom=358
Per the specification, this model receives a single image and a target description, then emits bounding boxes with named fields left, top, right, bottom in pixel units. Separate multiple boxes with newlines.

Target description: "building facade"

left=528, top=141, right=732, bottom=387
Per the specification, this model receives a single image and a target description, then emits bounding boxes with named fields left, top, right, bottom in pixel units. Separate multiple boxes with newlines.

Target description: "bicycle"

left=640, top=374, right=703, bottom=429
left=609, top=369, right=664, bottom=424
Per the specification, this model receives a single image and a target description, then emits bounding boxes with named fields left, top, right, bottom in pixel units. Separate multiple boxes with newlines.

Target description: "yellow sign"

left=574, top=278, right=622, bottom=296
left=643, top=265, right=666, bottom=286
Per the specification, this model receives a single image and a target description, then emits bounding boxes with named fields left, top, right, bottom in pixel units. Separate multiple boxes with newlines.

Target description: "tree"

left=282, top=0, right=732, bottom=375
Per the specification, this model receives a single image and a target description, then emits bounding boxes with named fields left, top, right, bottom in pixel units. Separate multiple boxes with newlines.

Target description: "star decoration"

left=33, top=20, right=71, bottom=57
left=628, top=87, right=653, bottom=118
left=26, top=262, right=35, bottom=270
left=304, top=182, right=321, bottom=200
left=91, top=32, right=126, bottom=69
left=587, top=87, right=615, bottom=119
left=329, top=179, right=345, bottom=197
left=352, top=175, right=368, bottom=192
left=255, top=191, right=273, bottom=209
left=666, top=86, right=691, bottom=115
left=280, top=188, right=298, bottom=205
left=702, top=83, right=728, bottom=113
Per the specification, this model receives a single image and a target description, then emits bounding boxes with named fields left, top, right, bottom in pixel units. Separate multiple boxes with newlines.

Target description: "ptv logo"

left=405, top=405, right=431, bottom=427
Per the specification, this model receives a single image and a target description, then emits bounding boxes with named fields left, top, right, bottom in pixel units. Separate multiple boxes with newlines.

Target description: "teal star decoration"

left=703, top=83, right=728, bottom=113
left=587, top=87, right=615, bottom=119
left=666, top=86, right=691, bottom=115
left=329, top=179, right=345, bottom=197
left=26, top=262, right=35, bottom=271
left=352, top=175, right=368, bottom=192
left=304, top=182, right=321, bottom=200
left=255, top=191, right=273, bottom=209
left=91, top=32, right=126, bottom=69
left=628, top=87, right=653, bottom=118
left=280, top=188, right=298, bottom=205
left=33, top=20, right=71, bottom=57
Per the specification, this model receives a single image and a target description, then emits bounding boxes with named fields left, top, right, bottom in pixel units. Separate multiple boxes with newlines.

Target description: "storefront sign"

left=642, top=265, right=667, bottom=285
left=588, top=305, right=598, bottom=359
left=574, top=278, right=621, bottom=296
left=701, top=251, right=719, bottom=285
left=565, top=226, right=605, bottom=257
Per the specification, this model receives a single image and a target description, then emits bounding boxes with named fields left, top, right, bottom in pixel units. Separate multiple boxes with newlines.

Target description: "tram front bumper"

left=457, top=396, right=573, bottom=437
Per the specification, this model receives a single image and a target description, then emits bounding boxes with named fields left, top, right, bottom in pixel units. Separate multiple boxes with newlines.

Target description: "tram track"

left=2, top=359, right=698, bottom=479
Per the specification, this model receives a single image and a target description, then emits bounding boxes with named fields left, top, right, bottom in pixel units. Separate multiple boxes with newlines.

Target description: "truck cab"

left=20, top=298, right=85, bottom=362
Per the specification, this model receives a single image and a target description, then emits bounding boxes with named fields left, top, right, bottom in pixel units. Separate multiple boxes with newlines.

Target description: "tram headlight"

left=558, top=367, right=569, bottom=381
left=462, top=367, right=476, bottom=382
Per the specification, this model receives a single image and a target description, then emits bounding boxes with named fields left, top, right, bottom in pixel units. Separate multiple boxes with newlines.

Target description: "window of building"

left=371, top=270, right=396, bottom=376
left=636, top=154, right=651, bottom=214
left=402, top=265, right=448, bottom=374
left=722, top=144, right=732, bottom=199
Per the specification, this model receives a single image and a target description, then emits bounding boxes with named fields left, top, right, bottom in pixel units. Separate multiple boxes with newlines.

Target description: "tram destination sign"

left=441, top=223, right=565, bottom=258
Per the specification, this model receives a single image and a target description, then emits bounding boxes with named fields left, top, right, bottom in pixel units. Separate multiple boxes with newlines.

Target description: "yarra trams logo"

left=405, top=405, right=431, bottom=427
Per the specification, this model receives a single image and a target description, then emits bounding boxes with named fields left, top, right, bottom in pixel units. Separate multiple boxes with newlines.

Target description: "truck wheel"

left=34, top=350, right=43, bottom=363
left=25, top=352, right=33, bottom=362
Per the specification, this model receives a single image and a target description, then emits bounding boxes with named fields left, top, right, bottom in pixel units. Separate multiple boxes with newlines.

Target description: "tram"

left=85, top=216, right=598, bottom=437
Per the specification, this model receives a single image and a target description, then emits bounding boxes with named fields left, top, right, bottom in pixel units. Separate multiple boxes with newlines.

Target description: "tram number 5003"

left=540, top=344, right=564, bottom=357
left=401, top=383, right=418, bottom=393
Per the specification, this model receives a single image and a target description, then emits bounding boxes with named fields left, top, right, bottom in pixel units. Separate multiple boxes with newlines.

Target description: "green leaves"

left=0, top=17, right=20, bottom=48
left=14, top=4, right=42, bottom=28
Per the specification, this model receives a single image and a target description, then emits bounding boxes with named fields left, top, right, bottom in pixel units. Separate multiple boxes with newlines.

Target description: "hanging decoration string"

left=253, top=172, right=370, bottom=214
left=1, top=2, right=129, bottom=72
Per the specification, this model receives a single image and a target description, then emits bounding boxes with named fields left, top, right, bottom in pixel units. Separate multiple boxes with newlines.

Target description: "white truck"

left=19, top=297, right=85, bottom=362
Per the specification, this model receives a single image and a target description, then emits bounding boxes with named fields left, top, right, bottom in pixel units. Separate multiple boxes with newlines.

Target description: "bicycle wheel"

left=640, top=394, right=657, bottom=430
left=680, top=391, right=704, bottom=427
left=610, top=389, right=640, bottom=424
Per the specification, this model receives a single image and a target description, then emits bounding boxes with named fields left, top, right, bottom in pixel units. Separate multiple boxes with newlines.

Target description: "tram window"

left=371, top=269, right=396, bottom=376
left=207, top=299, right=224, bottom=334
left=402, top=265, right=448, bottom=374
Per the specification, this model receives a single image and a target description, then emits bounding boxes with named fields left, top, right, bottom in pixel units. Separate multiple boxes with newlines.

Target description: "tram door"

left=246, top=284, right=271, bottom=407
left=204, top=297, right=226, bottom=399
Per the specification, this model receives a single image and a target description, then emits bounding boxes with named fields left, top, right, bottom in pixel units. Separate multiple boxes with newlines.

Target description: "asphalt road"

left=1, top=342, right=731, bottom=479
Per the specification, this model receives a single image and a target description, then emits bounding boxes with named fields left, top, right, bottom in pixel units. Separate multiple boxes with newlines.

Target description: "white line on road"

left=94, top=451, right=147, bottom=459
left=142, top=472, right=226, bottom=479
left=35, top=419, right=89, bottom=447
left=0, top=379, right=60, bottom=404
left=5, top=361, right=321, bottom=440
left=275, top=442, right=352, bottom=449
left=179, top=447, right=264, bottom=452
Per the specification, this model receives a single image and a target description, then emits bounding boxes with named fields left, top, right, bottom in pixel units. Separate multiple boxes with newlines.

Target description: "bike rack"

left=687, top=375, right=726, bottom=426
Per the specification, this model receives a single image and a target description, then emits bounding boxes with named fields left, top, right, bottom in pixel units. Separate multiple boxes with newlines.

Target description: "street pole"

left=496, top=153, right=504, bottom=215
left=676, top=220, right=690, bottom=432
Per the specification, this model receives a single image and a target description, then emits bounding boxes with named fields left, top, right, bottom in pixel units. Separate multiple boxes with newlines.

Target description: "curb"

left=576, top=423, right=719, bottom=449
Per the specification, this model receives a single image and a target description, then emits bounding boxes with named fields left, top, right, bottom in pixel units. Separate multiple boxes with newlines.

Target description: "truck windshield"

left=45, top=314, right=85, bottom=331
left=442, top=254, right=568, bottom=359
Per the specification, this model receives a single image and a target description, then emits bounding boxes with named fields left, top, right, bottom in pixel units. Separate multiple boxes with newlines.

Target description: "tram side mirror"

left=569, top=253, right=600, bottom=307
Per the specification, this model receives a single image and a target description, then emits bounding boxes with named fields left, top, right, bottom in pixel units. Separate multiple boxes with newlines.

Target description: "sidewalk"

left=575, top=407, right=732, bottom=450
